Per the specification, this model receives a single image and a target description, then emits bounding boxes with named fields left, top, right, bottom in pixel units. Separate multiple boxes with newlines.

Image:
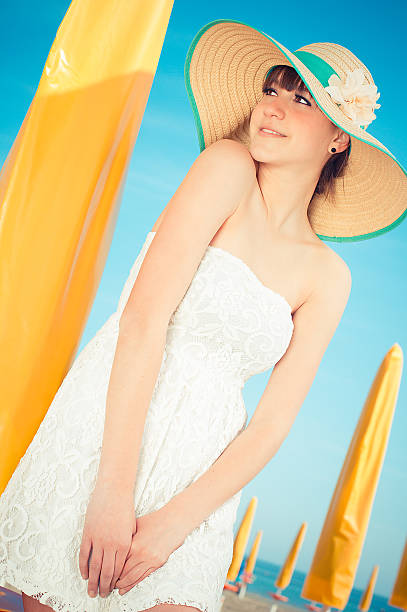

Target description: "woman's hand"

left=115, top=506, right=188, bottom=595
left=79, top=483, right=136, bottom=598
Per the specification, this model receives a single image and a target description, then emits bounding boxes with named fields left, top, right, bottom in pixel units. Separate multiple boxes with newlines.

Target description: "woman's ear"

left=342, top=131, right=351, bottom=147
left=333, top=130, right=351, bottom=154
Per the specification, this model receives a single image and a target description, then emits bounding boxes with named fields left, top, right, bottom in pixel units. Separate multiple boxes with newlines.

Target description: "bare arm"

left=95, top=139, right=257, bottom=494
left=161, top=255, right=352, bottom=533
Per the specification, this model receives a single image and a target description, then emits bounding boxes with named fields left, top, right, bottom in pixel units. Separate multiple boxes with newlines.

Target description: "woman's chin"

left=249, top=149, right=276, bottom=164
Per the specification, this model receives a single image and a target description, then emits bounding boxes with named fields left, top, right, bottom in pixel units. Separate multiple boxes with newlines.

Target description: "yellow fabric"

left=0, top=0, right=174, bottom=493
left=227, top=497, right=258, bottom=582
left=275, top=522, right=307, bottom=590
left=301, top=344, right=403, bottom=609
left=359, top=565, right=379, bottom=611
left=389, top=538, right=407, bottom=610
left=244, top=530, right=263, bottom=576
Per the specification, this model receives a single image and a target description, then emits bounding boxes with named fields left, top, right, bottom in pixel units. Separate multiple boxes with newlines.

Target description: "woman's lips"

left=258, top=128, right=286, bottom=137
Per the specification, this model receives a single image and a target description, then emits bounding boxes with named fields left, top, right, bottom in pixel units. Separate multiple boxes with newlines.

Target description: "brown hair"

left=261, top=64, right=351, bottom=202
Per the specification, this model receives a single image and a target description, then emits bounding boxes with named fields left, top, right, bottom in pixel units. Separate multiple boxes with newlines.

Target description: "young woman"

left=1, top=18, right=405, bottom=612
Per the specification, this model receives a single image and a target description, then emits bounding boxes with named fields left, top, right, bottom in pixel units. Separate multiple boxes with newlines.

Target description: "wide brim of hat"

left=184, top=19, right=407, bottom=242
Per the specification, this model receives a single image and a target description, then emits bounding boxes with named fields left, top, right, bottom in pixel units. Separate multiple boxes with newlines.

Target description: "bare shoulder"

left=151, top=138, right=257, bottom=233
left=203, top=138, right=257, bottom=179
left=122, top=140, right=257, bottom=329
left=317, top=244, right=352, bottom=301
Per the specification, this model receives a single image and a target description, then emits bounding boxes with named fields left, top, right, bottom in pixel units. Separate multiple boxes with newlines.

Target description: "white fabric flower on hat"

left=324, top=68, right=381, bottom=130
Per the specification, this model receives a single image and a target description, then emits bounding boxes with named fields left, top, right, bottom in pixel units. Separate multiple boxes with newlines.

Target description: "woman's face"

left=249, top=80, right=347, bottom=169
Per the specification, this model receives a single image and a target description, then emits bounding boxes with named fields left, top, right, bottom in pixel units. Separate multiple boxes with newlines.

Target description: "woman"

left=1, top=18, right=406, bottom=612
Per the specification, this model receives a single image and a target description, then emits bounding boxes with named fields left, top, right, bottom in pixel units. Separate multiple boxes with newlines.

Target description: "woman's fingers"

left=87, top=544, right=103, bottom=597
left=77, top=487, right=136, bottom=597
left=78, top=533, right=92, bottom=580
left=99, top=547, right=116, bottom=598
left=116, top=560, right=144, bottom=588
left=79, top=539, right=130, bottom=597
left=117, top=565, right=153, bottom=593
left=109, top=548, right=129, bottom=592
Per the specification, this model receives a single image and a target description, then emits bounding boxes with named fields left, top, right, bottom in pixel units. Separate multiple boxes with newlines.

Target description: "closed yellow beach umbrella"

left=0, top=0, right=174, bottom=493
left=227, top=496, right=258, bottom=582
left=245, top=529, right=263, bottom=576
left=359, top=565, right=379, bottom=611
left=389, top=537, right=407, bottom=610
left=237, top=530, right=264, bottom=599
left=301, top=344, right=403, bottom=609
left=276, top=522, right=308, bottom=591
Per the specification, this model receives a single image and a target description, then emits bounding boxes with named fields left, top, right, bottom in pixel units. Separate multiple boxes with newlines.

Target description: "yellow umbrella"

left=245, top=529, right=263, bottom=576
left=389, top=537, right=407, bottom=610
left=301, top=344, right=403, bottom=610
left=359, top=565, right=379, bottom=611
left=227, top=497, right=258, bottom=582
left=0, top=0, right=174, bottom=493
left=275, top=522, right=307, bottom=592
left=237, top=530, right=264, bottom=599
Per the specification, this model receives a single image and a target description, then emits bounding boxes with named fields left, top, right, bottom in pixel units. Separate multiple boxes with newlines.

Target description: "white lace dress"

left=0, top=231, right=294, bottom=612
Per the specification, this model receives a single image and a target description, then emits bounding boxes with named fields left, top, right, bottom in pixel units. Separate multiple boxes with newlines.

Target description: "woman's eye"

left=262, top=87, right=310, bottom=106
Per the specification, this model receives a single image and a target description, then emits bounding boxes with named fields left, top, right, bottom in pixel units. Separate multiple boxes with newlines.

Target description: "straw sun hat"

left=183, top=19, right=407, bottom=242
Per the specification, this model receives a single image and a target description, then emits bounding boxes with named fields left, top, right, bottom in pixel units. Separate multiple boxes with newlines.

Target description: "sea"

left=236, top=558, right=399, bottom=612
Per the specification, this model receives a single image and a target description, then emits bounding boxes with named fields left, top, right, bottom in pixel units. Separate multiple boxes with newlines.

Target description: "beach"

left=0, top=583, right=306, bottom=612
left=222, top=588, right=306, bottom=612
left=0, top=582, right=311, bottom=612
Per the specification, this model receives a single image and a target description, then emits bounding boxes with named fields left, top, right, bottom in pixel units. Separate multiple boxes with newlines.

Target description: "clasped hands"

left=79, top=485, right=187, bottom=598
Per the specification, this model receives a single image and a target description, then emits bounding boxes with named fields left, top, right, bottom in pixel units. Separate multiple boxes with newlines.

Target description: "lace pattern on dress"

left=0, top=231, right=294, bottom=612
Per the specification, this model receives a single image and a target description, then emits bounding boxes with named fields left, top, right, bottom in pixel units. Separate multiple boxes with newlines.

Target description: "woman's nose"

left=263, top=98, right=285, bottom=118
left=263, top=107, right=285, bottom=123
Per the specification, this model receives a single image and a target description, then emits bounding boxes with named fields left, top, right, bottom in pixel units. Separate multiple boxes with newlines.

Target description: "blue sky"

left=1, top=0, right=406, bottom=601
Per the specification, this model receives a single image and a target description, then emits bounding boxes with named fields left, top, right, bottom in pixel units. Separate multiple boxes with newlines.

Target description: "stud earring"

left=331, top=147, right=337, bottom=153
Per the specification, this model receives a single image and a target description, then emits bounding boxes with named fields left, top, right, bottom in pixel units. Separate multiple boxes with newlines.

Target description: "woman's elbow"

left=119, top=304, right=170, bottom=339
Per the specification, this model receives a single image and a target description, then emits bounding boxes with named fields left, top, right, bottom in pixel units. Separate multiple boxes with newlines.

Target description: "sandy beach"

left=0, top=583, right=304, bottom=612
left=0, top=581, right=308, bottom=612
left=222, top=589, right=306, bottom=612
